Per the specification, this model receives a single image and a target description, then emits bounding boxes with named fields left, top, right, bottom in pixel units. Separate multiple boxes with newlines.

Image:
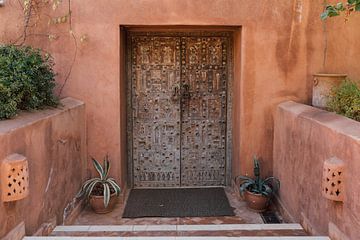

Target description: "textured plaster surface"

left=273, top=101, right=360, bottom=239
left=0, top=0, right=359, bottom=234
left=0, top=98, right=87, bottom=238
left=0, top=0, right=359, bottom=183
left=1, top=0, right=350, bottom=183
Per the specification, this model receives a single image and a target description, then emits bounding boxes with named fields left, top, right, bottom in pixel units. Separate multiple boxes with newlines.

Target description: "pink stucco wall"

left=0, top=98, right=86, bottom=238
left=0, top=1, right=359, bottom=186
left=273, top=101, right=360, bottom=239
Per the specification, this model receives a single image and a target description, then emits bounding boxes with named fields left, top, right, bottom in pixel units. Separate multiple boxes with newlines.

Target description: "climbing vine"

left=11, top=0, right=86, bottom=96
left=321, top=0, right=360, bottom=20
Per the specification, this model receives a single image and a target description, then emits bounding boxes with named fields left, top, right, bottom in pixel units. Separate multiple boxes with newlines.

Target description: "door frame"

left=126, top=28, right=234, bottom=188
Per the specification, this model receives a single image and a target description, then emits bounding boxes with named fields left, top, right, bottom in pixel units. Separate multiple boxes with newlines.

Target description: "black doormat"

left=122, top=188, right=235, bottom=218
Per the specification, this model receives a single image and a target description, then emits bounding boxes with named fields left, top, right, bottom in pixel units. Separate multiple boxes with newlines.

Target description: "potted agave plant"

left=236, top=156, right=280, bottom=212
left=77, top=155, right=121, bottom=214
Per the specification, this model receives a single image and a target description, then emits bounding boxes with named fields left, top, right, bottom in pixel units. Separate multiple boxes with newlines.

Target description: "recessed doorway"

left=127, top=30, right=233, bottom=188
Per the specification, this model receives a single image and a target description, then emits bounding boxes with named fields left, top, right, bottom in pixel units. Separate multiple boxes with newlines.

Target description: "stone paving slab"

left=24, top=236, right=331, bottom=240
left=50, top=224, right=309, bottom=237
left=73, top=188, right=264, bottom=226
left=54, top=224, right=303, bottom=232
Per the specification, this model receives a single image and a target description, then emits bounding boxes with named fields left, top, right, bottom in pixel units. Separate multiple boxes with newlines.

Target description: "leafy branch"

left=321, top=0, right=360, bottom=20
left=11, top=0, right=86, bottom=96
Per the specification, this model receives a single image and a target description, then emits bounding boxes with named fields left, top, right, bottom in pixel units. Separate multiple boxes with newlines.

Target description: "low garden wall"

left=0, top=97, right=86, bottom=239
left=273, top=101, right=360, bottom=239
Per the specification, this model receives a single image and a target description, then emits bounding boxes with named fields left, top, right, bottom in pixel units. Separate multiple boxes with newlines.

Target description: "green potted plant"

left=236, top=156, right=280, bottom=212
left=77, top=155, right=121, bottom=214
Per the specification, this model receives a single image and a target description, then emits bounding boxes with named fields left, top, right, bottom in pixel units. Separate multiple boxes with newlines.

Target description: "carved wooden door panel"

left=131, top=36, right=181, bottom=188
left=180, top=37, right=228, bottom=186
left=130, top=33, right=230, bottom=188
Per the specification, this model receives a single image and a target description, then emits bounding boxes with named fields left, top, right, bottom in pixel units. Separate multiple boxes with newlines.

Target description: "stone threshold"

left=53, top=224, right=303, bottom=232
left=24, top=236, right=331, bottom=240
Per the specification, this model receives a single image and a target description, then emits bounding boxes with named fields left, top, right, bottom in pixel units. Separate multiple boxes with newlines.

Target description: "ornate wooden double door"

left=129, top=32, right=231, bottom=188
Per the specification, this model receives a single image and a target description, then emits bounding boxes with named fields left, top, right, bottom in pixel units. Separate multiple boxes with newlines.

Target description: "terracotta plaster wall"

left=273, top=101, right=360, bottom=239
left=320, top=1, right=360, bottom=80
left=2, top=0, right=358, bottom=183
left=0, top=98, right=86, bottom=238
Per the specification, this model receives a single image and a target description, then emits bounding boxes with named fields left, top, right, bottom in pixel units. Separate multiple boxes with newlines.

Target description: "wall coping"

left=278, top=101, right=360, bottom=142
left=0, top=97, right=85, bottom=135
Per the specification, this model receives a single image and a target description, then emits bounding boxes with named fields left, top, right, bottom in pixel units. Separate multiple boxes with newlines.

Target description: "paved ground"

left=73, top=187, right=264, bottom=225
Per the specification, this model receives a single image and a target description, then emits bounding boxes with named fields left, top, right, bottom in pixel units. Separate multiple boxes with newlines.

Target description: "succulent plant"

left=236, top=156, right=280, bottom=197
left=77, top=155, right=121, bottom=208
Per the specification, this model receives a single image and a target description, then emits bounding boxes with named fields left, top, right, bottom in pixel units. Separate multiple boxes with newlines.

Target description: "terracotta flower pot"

left=89, top=193, right=118, bottom=214
left=312, top=73, right=347, bottom=109
left=244, top=190, right=270, bottom=212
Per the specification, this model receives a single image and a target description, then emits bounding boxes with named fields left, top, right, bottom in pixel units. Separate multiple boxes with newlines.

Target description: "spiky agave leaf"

left=103, top=182, right=111, bottom=208
left=108, top=178, right=121, bottom=196
left=253, top=156, right=260, bottom=178
left=239, top=181, right=255, bottom=196
left=92, top=157, right=105, bottom=179
left=85, top=180, right=101, bottom=198
left=76, top=178, right=101, bottom=198
left=236, top=175, right=256, bottom=184
left=262, top=183, right=273, bottom=196
left=264, top=176, right=280, bottom=193
left=103, top=154, right=110, bottom=179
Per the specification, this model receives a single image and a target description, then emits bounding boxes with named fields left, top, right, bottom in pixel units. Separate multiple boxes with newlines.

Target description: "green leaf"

left=355, top=3, right=360, bottom=11
left=321, top=11, right=329, bottom=20
left=103, top=183, right=111, bottom=208
left=236, top=176, right=255, bottom=182
left=76, top=178, right=101, bottom=198
left=92, top=157, right=105, bottom=179
left=85, top=180, right=100, bottom=198
left=239, top=181, right=255, bottom=195
left=103, top=154, right=110, bottom=179
left=335, top=2, right=345, bottom=10
left=253, top=156, right=261, bottom=182
left=108, top=179, right=121, bottom=196
left=263, top=184, right=273, bottom=196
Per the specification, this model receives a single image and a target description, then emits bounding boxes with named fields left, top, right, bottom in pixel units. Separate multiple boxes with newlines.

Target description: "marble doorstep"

left=23, top=236, right=331, bottom=240
left=53, top=224, right=303, bottom=232
left=50, top=224, right=309, bottom=237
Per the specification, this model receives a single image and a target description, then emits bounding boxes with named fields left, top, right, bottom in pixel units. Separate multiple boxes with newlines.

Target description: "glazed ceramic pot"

left=89, top=193, right=117, bottom=214
left=244, top=190, right=269, bottom=212
left=312, top=73, right=347, bottom=109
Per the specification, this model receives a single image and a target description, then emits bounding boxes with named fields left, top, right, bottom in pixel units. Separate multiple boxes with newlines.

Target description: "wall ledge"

left=278, top=101, right=360, bottom=142
left=0, top=97, right=85, bottom=135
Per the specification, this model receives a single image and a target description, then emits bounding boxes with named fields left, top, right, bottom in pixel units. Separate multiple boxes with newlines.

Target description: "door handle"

left=182, top=83, right=191, bottom=100
left=171, top=84, right=180, bottom=101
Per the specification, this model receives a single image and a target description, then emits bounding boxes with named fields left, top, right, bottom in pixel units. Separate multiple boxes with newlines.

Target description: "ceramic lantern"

left=322, top=157, right=345, bottom=202
left=1, top=154, right=29, bottom=202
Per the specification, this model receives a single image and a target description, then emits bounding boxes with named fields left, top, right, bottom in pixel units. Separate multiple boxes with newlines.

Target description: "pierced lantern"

left=1, top=154, right=29, bottom=202
left=322, top=157, right=345, bottom=202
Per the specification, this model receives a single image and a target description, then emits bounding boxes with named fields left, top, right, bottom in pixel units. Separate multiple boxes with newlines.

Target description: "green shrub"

left=327, top=80, right=360, bottom=122
left=0, top=45, right=58, bottom=119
